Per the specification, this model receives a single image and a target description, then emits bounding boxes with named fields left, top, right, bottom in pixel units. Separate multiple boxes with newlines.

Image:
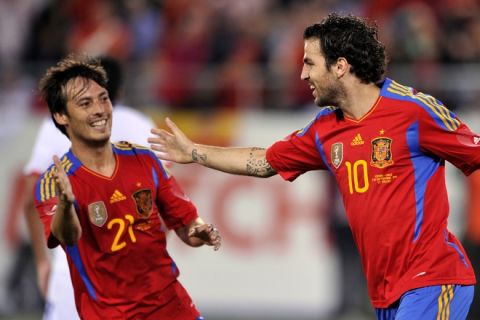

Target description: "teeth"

left=92, top=119, right=107, bottom=127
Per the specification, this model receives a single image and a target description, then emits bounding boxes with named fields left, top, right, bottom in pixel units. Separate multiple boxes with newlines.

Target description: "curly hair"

left=39, top=54, right=108, bottom=137
left=303, top=13, right=386, bottom=84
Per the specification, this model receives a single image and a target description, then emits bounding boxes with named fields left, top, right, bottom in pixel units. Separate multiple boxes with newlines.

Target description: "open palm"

left=148, top=117, right=194, bottom=163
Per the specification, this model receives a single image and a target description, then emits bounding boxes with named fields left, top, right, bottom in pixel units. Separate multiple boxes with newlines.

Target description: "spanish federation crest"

left=132, top=189, right=153, bottom=218
left=88, top=201, right=108, bottom=227
left=370, top=137, right=394, bottom=168
left=331, top=142, right=343, bottom=169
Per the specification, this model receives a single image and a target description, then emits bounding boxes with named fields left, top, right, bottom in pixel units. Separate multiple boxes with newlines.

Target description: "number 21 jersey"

left=34, top=143, right=198, bottom=317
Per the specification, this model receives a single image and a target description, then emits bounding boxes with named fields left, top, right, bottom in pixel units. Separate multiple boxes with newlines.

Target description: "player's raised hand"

left=149, top=117, right=194, bottom=163
left=52, top=155, right=75, bottom=204
left=188, top=223, right=222, bottom=251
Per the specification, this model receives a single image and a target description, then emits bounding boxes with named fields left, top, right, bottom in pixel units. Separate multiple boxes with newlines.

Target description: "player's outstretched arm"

left=149, top=117, right=277, bottom=178
left=50, top=155, right=82, bottom=245
left=175, top=217, right=221, bottom=251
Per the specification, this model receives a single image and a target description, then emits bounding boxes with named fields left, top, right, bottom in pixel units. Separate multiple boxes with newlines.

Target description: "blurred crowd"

left=0, top=0, right=479, bottom=113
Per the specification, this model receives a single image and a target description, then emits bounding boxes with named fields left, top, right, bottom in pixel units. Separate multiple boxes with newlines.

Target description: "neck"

left=340, top=81, right=381, bottom=120
left=71, top=139, right=116, bottom=176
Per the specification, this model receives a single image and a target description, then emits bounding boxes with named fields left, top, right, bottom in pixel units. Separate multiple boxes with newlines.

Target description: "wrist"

left=191, top=144, right=206, bottom=163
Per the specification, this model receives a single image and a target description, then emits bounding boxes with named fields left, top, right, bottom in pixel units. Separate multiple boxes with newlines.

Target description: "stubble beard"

left=314, top=81, right=346, bottom=108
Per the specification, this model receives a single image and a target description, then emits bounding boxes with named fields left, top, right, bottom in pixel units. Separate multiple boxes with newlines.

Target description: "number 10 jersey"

left=266, top=78, right=480, bottom=308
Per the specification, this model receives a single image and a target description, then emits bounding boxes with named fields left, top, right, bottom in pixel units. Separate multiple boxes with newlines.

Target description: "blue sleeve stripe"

left=35, top=175, right=44, bottom=202
left=315, top=133, right=333, bottom=173
left=66, top=245, right=97, bottom=300
left=171, top=261, right=178, bottom=275
left=145, top=149, right=170, bottom=179
left=385, top=81, right=460, bottom=132
left=406, top=122, right=441, bottom=242
left=443, top=231, right=468, bottom=268
left=64, top=151, right=82, bottom=175
left=152, top=167, right=159, bottom=188
left=156, top=160, right=169, bottom=179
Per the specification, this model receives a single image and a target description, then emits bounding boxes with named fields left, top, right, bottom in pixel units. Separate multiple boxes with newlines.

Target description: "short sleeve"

left=149, top=152, right=198, bottom=229
left=418, top=108, right=480, bottom=176
left=33, top=170, right=61, bottom=248
left=266, top=120, right=328, bottom=181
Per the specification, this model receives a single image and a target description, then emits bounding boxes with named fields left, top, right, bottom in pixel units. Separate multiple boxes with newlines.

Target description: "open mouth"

left=91, top=119, right=107, bottom=127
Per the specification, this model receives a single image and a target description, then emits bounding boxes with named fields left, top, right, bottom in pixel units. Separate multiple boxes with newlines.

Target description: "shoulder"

left=35, top=153, right=79, bottom=202
left=113, top=142, right=170, bottom=179
left=113, top=141, right=153, bottom=156
left=296, top=106, right=337, bottom=137
left=380, top=78, right=460, bottom=131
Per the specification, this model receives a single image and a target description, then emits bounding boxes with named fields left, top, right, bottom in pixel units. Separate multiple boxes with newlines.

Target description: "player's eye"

left=78, top=100, right=91, bottom=108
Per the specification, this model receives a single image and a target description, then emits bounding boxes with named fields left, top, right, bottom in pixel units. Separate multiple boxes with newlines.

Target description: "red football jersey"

left=266, top=78, right=480, bottom=308
left=34, top=142, right=200, bottom=319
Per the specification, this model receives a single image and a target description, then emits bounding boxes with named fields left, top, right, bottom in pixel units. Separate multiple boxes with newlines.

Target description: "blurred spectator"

left=387, top=2, right=440, bottom=63
left=67, top=0, right=132, bottom=59
left=440, top=10, right=480, bottom=62
left=22, top=0, right=71, bottom=63
left=0, top=63, right=34, bottom=147
left=125, top=0, right=164, bottom=60
left=0, top=0, right=45, bottom=64
left=154, top=1, right=211, bottom=108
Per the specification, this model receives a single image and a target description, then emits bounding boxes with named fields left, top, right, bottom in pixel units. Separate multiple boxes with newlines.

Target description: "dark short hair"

left=304, top=13, right=386, bottom=84
left=38, top=54, right=108, bottom=137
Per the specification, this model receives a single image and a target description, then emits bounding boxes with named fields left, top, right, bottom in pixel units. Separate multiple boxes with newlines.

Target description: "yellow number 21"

left=345, top=160, right=369, bottom=194
left=107, top=214, right=137, bottom=252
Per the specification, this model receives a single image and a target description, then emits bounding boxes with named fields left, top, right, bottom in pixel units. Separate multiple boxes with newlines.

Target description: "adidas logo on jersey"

left=350, top=133, right=364, bottom=146
left=110, top=189, right=126, bottom=203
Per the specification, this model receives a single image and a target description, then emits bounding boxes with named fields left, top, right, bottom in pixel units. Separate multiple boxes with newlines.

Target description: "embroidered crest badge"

left=88, top=201, right=108, bottom=227
left=132, top=189, right=153, bottom=218
left=331, top=142, right=343, bottom=169
left=371, top=137, right=394, bottom=168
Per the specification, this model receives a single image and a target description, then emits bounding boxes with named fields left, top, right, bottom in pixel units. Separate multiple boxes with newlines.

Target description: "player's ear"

left=53, top=112, right=68, bottom=126
left=334, top=57, right=349, bottom=79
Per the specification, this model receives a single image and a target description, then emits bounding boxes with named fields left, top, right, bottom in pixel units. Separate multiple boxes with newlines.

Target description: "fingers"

left=53, top=155, right=62, bottom=172
left=165, top=117, right=181, bottom=135
left=189, top=224, right=222, bottom=251
left=150, top=127, right=173, bottom=138
left=52, top=155, right=74, bottom=203
left=149, top=119, right=179, bottom=139
left=148, top=129, right=173, bottom=152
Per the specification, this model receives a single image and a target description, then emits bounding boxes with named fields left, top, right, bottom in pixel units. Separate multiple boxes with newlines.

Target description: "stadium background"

left=0, top=0, right=478, bottom=319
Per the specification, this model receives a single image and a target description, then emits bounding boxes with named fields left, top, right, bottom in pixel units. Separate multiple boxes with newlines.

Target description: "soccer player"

left=33, top=54, right=220, bottom=320
left=24, top=56, right=168, bottom=319
left=149, top=13, right=478, bottom=319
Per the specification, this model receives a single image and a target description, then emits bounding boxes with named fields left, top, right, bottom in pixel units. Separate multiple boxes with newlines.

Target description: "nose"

left=92, top=97, right=111, bottom=115
left=300, top=66, right=309, bottom=81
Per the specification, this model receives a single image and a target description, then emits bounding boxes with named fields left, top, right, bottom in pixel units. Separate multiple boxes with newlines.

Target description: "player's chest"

left=72, top=165, right=158, bottom=227
left=320, top=120, right=414, bottom=193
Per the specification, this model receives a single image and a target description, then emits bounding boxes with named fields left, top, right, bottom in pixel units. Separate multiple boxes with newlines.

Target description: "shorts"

left=375, top=285, right=474, bottom=320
